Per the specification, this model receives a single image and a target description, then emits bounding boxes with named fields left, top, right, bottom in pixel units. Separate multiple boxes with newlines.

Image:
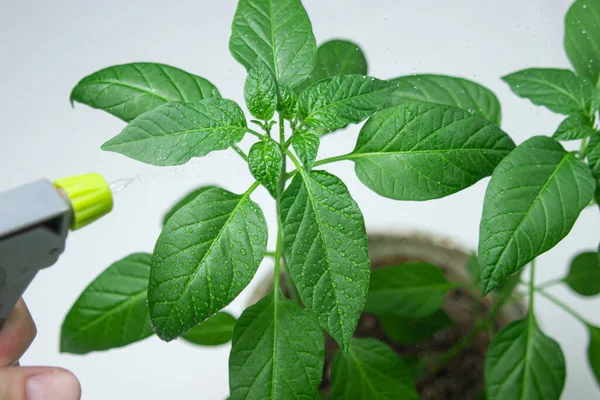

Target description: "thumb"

left=0, top=366, right=80, bottom=400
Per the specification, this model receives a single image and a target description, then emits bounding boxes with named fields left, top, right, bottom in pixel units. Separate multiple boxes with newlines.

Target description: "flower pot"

left=249, top=230, right=527, bottom=400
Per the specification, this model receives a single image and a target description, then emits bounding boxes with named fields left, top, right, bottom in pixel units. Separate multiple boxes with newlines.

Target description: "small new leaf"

left=299, top=75, right=396, bottom=130
left=291, top=128, right=319, bottom=169
left=277, top=84, right=298, bottom=119
left=331, top=338, right=419, bottom=400
left=479, top=136, right=595, bottom=295
left=244, top=61, right=278, bottom=120
left=485, top=317, right=566, bottom=400
left=380, top=309, right=453, bottom=346
left=280, top=170, right=370, bottom=352
left=229, top=0, right=317, bottom=88
left=295, top=39, right=368, bottom=94
left=148, top=186, right=268, bottom=341
left=229, top=290, right=324, bottom=400
left=70, top=63, right=220, bottom=122
left=101, top=99, right=247, bottom=166
left=552, top=114, right=597, bottom=141
left=181, top=312, right=236, bottom=346
left=351, top=102, right=515, bottom=200
left=365, top=263, right=450, bottom=318
left=502, top=68, right=594, bottom=115
left=385, top=74, right=502, bottom=125
left=565, top=0, right=600, bottom=86
left=61, top=253, right=154, bottom=354
left=564, top=252, right=600, bottom=296
left=248, top=139, right=282, bottom=197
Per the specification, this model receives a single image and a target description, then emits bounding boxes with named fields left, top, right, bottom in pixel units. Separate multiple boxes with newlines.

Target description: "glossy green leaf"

left=299, top=75, right=396, bottom=130
left=244, top=61, right=278, bottom=120
left=181, top=312, right=236, bottom=346
left=148, top=186, right=268, bottom=341
left=380, top=309, right=453, bottom=345
left=351, top=102, right=515, bottom=201
left=553, top=114, right=597, bottom=141
left=277, top=84, right=298, bottom=119
left=248, top=140, right=282, bottom=197
left=280, top=170, right=370, bottom=352
left=502, top=68, right=593, bottom=115
left=162, top=186, right=215, bottom=226
left=564, top=251, right=600, bottom=296
left=588, top=133, right=600, bottom=176
left=385, top=74, right=502, bottom=125
left=102, top=99, right=247, bottom=166
left=365, top=263, right=449, bottom=318
left=71, top=63, right=220, bottom=122
left=291, top=128, right=319, bottom=169
left=587, top=325, right=600, bottom=386
left=565, top=0, right=600, bottom=86
left=229, top=0, right=316, bottom=88
left=331, top=338, right=419, bottom=400
left=61, top=253, right=154, bottom=354
left=229, top=290, right=324, bottom=400
left=485, top=317, right=566, bottom=400
left=295, top=39, right=368, bottom=94
left=479, top=136, right=595, bottom=295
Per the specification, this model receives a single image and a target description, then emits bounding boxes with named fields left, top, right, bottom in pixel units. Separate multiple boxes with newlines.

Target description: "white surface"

left=0, top=0, right=598, bottom=398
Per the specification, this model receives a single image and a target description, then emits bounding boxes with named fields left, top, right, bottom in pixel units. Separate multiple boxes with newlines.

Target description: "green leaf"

left=385, top=74, right=502, bottom=125
left=502, top=68, right=593, bottom=115
left=248, top=140, right=282, bottom=197
left=229, top=290, right=324, bottom=400
left=380, top=309, right=453, bottom=345
left=552, top=114, right=597, bottom=141
left=299, top=75, right=396, bottom=130
left=565, top=0, right=600, bottom=86
left=588, top=133, right=600, bottom=176
left=71, top=63, right=220, bottom=122
left=587, top=325, right=600, bottom=386
left=162, top=186, right=215, bottom=226
left=295, top=39, right=369, bottom=95
left=280, top=170, right=370, bottom=352
left=291, top=128, right=319, bottom=170
left=485, top=317, right=566, bottom=400
left=402, top=356, right=426, bottom=381
left=351, top=102, right=515, bottom=201
left=60, top=253, right=153, bottom=354
left=365, top=263, right=449, bottom=318
left=229, top=0, right=316, bottom=88
left=564, top=251, right=600, bottom=296
left=181, top=311, right=236, bottom=346
left=244, top=61, right=278, bottom=120
left=101, top=99, right=247, bottom=166
left=331, top=338, right=419, bottom=400
left=277, top=84, right=298, bottom=119
left=148, top=186, right=268, bottom=341
left=479, top=136, right=595, bottom=295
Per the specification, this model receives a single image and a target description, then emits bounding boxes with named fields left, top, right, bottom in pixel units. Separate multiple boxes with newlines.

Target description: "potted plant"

left=61, top=0, right=600, bottom=399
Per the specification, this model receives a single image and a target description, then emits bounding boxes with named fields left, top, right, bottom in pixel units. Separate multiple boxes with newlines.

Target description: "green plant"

left=61, top=0, right=600, bottom=399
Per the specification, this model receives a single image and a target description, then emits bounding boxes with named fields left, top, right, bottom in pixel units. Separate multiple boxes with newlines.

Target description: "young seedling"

left=60, top=0, right=599, bottom=399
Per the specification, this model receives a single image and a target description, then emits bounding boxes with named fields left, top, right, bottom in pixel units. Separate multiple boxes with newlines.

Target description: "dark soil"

left=316, top=255, right=518, bottom=400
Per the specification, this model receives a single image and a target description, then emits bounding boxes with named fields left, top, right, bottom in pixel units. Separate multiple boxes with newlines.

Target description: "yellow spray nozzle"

left=53, top=173, right=113, bottom=230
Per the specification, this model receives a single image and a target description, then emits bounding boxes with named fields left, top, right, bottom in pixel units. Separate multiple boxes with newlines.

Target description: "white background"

left=1, top=0, right=599, bottom=398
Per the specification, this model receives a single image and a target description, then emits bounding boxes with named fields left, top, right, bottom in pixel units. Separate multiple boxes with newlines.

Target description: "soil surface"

left=316, top=255, right=517, bottom=400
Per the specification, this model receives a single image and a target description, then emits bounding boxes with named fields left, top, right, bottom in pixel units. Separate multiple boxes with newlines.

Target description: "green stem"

left=231, top=144, right=248, bottom=161
left=264, top=251, right=276, bottom=258
left=313, top=153, right=354, bottom=167
left=580, top=136, right=590, bottom=159
left=538, top=290, right=589, bottom=326
left=535, top=277, right=564, bottom=290
left=247, top=128, right=266, bottom=139
left=528, top=259, right=536, bottom=323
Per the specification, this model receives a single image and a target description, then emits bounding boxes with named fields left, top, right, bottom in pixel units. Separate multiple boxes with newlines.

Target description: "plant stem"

left=535, top=277, right=564, bottom=290
left=580, top=136, right=590, bottom=159
left=529, top=259, right=536, bottom=314
left=538, top=290, right=589, bottom=326
left=313, top=153, right=354, bottom=167
left=264, top=251, right=276, bottom=258
left=247, top=128, right=266, bottom=139
left=231, top=144, right=248, bottom=161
